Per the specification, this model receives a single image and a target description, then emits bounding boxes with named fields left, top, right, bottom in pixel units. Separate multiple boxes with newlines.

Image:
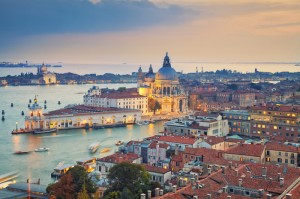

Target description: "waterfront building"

left=137, top=53, right=188, bottom=115
left=222, top=110, right=251, bottom=136
left=83, top=86, right=148, bottom=115
left=37, top=63, right=57, bottom=85
left=249, top=103, right=300, bottom=142
left=25, top=99, right=141, bottom=130
left=164, top=114, right=229, bottom=137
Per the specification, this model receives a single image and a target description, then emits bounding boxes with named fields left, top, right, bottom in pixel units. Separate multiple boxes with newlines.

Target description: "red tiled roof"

left=148, top=142, right=169, bottom=149
left=158, top=135, right=198, bottom=145
left=266, top=143, right=299, bottom=153
left=97, top=152, right=139, bottom=164
left=143, top=164, right=171, bottom=174
left=184, top=147, right=229, bottom=165
left=225, top=144, right=265, bottom=157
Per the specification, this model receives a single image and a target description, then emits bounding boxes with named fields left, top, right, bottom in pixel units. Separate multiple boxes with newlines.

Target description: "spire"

left=138, top=66, right=142, bottom=73
left=34, top=95, right=38, bottom=104
left=163, top=52, right=171, bottom=68
left=149, top=64, right=153, bottom=74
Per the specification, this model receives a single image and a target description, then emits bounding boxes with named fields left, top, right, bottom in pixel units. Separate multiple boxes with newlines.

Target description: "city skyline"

left=1, top=0, right=300, bottom=68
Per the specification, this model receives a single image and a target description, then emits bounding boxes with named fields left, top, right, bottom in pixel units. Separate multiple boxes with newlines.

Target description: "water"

left=0, top=62, right=299, bottom=77
left=0, top=83, right=163, bottom=185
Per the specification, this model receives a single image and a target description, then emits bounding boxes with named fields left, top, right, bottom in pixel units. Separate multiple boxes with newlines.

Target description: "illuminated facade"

left=37, top=63, right=57, bottom=85
left=138, top=53, right=188, bottom=115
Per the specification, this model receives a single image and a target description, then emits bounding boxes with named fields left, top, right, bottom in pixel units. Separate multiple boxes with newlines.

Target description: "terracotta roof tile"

left=225, top=144, right=265, bottom=157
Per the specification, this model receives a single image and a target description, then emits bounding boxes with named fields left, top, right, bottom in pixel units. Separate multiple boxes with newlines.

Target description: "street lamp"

left=16, top=122, right=18, bottom=131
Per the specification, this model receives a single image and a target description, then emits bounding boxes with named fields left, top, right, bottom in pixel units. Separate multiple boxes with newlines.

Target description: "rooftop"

left=225, top=144, right=265, bottom=157
left=97, top=152, right=139, bottom=164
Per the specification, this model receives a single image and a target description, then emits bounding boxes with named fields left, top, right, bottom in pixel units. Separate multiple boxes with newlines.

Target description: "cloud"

left=0, top=0, right=191, bottom=36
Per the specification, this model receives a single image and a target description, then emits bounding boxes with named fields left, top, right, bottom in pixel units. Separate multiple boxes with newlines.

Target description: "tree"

left=227, top=84, right=238, bottom=90
left=249, top=83, right=262, bottom=90
left=117, top=87, right=126, bottom=92
left=47, top=166, right=96, bottom=199
left=104, top=163, right=152, bottom=198
left=148, top=97, right=161, bottom=115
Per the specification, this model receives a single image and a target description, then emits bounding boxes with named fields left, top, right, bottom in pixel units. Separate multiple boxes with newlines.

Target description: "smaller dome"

left=144, top=73, right=155, bottom=82
left=155, top=67, right=178, bottom=81
left=41, top=64, right=47, bottom=73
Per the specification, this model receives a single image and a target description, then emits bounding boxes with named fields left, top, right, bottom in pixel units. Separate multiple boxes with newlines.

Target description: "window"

left=278, top=158, right=282, bottom=163
left=245, top=191, right=250, bottom=196
left=229, top=188, right=234, bottom=193
left=266, top=151, right=270, bottom=156
left=266, top=157, right=270, bottom=162
left=291, top=159, right=295, bottom=164
left=285, top=153, right=288, bottom=157
left=274, top=126, right=278, bottom=130
left=278, top=152, right=281, bottom=156
left=285, top=159, right=288, bottom=164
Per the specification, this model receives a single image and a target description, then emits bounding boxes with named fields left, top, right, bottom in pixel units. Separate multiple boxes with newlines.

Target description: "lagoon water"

left=0, top=83, right=163, bottom=185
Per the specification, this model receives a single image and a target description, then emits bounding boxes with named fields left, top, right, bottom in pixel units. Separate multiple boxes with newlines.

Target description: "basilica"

left=137, top=53, right=188, bottom=115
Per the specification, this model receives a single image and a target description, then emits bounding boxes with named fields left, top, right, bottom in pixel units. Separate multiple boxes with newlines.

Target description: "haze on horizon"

left=0, top=0, right=300, bottom=68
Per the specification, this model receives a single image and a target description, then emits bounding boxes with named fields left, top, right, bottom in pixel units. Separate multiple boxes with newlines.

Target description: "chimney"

left=141, top=193, right=146, bottom=199
left=193, top=196, right=198, bottom=199
left=175, top=144, right=179, bottom=155
left=172, top=185, right=177, bottom=193
left=238, top=178, right=242, bottom=187
left=286, top=194, right=292, bottom=199
left=195, top=180, right=199, bottom=188
left=183, top=179, right=187, bottom=186
left=190, top=177, right=195, bottom=185
left=280, top=178, right=284, bottom=187
left=147, top=190, right=151, bottom=199
left=262, top=174, right=266, bottom=179
left=159, top=189, right=164, bottom=196
left=235, top=169, right=239, bottom=177
left=221, top=166, right=225, bottom=174
left=258, top=189, right=264, bottom=197
left=208, top=168, right=211, bottom=175
left=155, top=188, right=160, bottom=197
left=229, top=161, right=232, bottom=169
left=179, top=179, right=183, bottom=187
left=222, top=187, right=227, bottom=193
left=206, top=194, right=211, bottom=199
left=266, top=194, right=272, bottom=199
left=277, top=173, right=281, bottom=182
left=262, top=167, right=267, bottom=176
left=227, top=196, right=231, bottom=199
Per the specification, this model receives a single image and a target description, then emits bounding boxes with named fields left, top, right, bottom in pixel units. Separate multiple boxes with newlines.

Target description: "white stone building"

left=83, top=86, right=148, bottom=115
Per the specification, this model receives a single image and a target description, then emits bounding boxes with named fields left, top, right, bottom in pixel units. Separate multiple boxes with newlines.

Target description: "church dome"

left=144, top=64, right=155, bottom=82
left=155, top=53, right=178, bottom=81
left=41, top=63, right=47, bottom=73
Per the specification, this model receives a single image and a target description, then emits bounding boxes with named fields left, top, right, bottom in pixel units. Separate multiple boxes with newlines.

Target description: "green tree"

left=104, top=163, right=152, bottom=198
left=117, top=87, right=126, bottom=92
left=78, top=180, right=90, bottom=199
left=103, top=191, right=120, bottom=199
left=148, top=97, right=161, bottom=115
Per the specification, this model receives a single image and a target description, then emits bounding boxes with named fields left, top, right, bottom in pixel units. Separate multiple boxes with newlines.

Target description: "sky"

left=0, top=0, right=300, bottom=65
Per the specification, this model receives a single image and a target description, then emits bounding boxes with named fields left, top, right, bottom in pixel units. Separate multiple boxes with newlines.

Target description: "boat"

left=11, top=129, right=34, bottom=135
left=51, top=163, right=74, bottom=178
left=142, top=121, right=149, bottom=125
left=33, top=128, right=57, bottom=134
left=135, top=121, right=143, bottom=126
left=115, top=140, right=124, bottom=146
left=34, top=147, right=49, bottom=152
left=100, top=148, right=111, bottom=153
left=14, top=151, right=31, bottom=155
left=88, top=142, right=100, bottom=153
left=93, top=123, right=126, bottom=129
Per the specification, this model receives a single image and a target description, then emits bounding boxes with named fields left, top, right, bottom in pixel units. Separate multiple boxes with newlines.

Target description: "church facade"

left=138, top=53, right=188, bottom=115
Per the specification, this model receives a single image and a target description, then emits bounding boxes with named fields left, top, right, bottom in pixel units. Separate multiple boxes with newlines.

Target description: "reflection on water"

left=0, top=84, right=163, bottom=185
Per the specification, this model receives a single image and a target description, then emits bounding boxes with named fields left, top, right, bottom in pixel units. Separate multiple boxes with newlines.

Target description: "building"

left=265, top=142, right=300, bottom=167
left=147, top=142, right=170, bottom=167
left=143, top=164, right=172, bottom=185
left=249, top=104, right=300, bottom=142
left=137, top=53, right=188, bottom=115
left=24, top=97, right=141, bottom=130
left=224, top=144, right=266, bottom=164
left=37, top=63, right=57, bottom=85
left=222, top=110, right=251, bottom=136
left=164, top=114, right=229, bottom=137
left=96, top=152, right=142, bottom=178
left=83, top=86, right=148, bottom=115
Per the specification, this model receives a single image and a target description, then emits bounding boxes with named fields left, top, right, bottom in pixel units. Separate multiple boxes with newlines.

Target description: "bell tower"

left=137, top=66, right=144, bottom=88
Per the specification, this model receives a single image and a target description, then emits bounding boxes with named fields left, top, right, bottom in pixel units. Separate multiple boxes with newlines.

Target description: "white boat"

left=136, top=121, right=143, bottom=126
left=88, top=142, right=100, bottom=153
left=34, top=147, right=49, bottom=152
left=33, top=128, right=57, bottom=134
left=142, top=121, right=149, bottom=125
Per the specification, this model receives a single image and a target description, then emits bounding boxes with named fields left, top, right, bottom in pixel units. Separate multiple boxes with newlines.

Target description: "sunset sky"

left=1, top=0, right=300, bottom=64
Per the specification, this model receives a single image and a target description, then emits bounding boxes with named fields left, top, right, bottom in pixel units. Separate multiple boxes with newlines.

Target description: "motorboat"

left=135, top=121, right=143, bottom=126
left=34, top=147, right=50, bottom=152
left=51, top=163, right=74, bottom=178
left=11, top=129, right=34, bottom=135
left=88, top=142, right=100, bottom=153
left=115, top=140, right=124, bottom=146
left=142, top=121, right=149, bottom=125
left=14, top=151, right=31, bottom=155
left=100, top=148, right=111, bottom=153
left=33, top=128, right=57, bottom=134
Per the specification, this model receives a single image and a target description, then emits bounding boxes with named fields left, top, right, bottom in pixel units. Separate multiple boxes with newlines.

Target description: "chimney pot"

left=206, top=194, right=211, bottom=199
left=222, top=187, right=227, bottom=193
left=280, top=178, right=284, bottom=187
left=266, top=194, right=272, bottom=199
left=193, top=196, right=198, bottom=199
left=155, top=188, right=160, bottom=197
left=159, top=189, right=164, bottom=196
left=286, top=193, right=292, bottom=199
left=229, top=161, right=232, bottom=169
left=208, top=168, right=211, bottom=175
left=172, top=185, right=177, bottom=193
left=238, top=178, right=242, bottom=187
left=221, top=166, right=225, bottom=174
left=147, top=190, right=151, bottom=199
left=227, top=196, right=232, bottom=199
left=141, top=193, right=146, bottom=199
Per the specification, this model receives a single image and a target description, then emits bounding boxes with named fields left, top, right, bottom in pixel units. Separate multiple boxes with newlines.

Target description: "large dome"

left=155, top=52, right=178, bottom=81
